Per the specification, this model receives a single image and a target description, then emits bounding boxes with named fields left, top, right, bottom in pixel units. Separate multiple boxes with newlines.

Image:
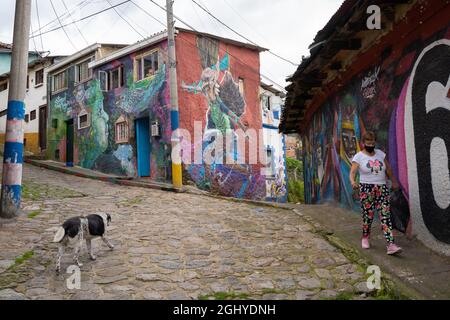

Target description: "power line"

left=35, top=0, right=45, bottom=52
left=105, top=0, right=145, bottom=39
left=30, top=8, right=42, bottom=58
left=146, top=0, right=286, bottom=92
left=61, top=0, right=89, bottom=45
left=130, top=0, right=166, bottom=27
left=221, top=0, right=270, bottom=47
left=191, top=0, right=299, bottom=67
left=31, top=0, right=91, bottom=38
left=50, top=0, right=78, bottom=51
left=29, top=0, right=133, bottom=39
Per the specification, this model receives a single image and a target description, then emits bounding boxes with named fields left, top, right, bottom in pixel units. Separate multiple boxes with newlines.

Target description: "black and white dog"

left=53, top=213, right=114, bottom=273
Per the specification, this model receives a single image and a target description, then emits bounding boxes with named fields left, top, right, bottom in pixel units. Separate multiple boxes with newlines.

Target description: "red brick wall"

left=175, top=31, right=266, bottom=199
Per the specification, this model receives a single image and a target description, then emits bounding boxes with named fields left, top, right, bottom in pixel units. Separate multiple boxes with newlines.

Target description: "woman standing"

left=350, top=131, right=402, bottom=255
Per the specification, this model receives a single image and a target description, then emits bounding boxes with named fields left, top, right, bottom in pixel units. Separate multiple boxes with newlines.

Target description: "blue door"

left=135, top=117, right=151, bottom=177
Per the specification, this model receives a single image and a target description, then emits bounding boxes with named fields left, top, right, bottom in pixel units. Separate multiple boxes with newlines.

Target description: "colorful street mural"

left=180, top=36, right=266, bottom=200
left=302, top=26, right=450, bottom=253
left=47, top=43, right=172, bottom=182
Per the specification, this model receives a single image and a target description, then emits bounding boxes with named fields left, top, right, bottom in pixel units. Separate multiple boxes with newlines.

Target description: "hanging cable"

left=130, top=0, right=166, bottom=27
left=29, top=0, right=133, bottom=39
left=32, top=0, right=90, bottom=38
left=35, top=0, right=45, bottom=52
left=49, top=0, right=78, bottom=51
left=191, top=0, right=298, bottom=67
left=61, top=0, right=90, bottom=45
left=105, top=0, right=145, bottom=39
left=146, top=0, right=286, bottom=92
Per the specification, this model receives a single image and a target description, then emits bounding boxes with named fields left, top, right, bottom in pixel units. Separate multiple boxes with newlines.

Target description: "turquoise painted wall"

left=0, top=52, right=40, bottom=75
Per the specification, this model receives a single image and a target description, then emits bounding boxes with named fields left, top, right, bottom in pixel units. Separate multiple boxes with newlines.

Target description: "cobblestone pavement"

left=0, top=163, right=370, bottom=300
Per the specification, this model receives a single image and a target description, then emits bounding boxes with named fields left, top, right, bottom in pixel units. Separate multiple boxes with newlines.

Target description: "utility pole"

left=167, top=0, right=182, bottom=189
left=0, top=0, right=32, bottom=218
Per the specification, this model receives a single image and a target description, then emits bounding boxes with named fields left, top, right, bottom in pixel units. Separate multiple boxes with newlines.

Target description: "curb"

left=184, top=189, right=293, bottom=211
left=24, top=158, right=183, bottom=194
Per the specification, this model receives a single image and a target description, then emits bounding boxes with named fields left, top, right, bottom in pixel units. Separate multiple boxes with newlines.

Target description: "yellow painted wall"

left=0, top=132, right=40, bottom=155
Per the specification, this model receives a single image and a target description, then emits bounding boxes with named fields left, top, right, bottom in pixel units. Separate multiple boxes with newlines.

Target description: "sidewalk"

left=24, top=158, right=182, bottom=193
left=288, top=203, right=450, bottom=299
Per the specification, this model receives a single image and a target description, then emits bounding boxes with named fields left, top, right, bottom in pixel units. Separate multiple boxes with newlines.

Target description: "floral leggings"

left=359, top=183, right=394, bottom=243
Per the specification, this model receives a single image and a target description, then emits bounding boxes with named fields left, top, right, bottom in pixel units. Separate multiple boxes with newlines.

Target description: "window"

left=30, top=110, right=36, bottom=121
left=115, top=115, right=129, bottom=144
left=266, top=147, right=275, bottom=177
left=26, top=75, right=29, bottom=89
left=261, top=94, right=271, bottom=111
left=0, top=81, right=7, bottom=92
left=238, top=78, right=244, bottom=96
left=52, top=70, right=67, bottom=92
left=273, top=110, right=280, bottom=120
left=135, top=50, right=159, bottom=81
left=75, top=57, right=93, bottom=83
left=99, top=66, right=124, bottom=92
left=109, top=66, right=124, bottom=90
left=25, top=114, right=29, bottom=123
left=35, top=69, right=44, bottom=86
left=78, top=109, right=90, bottom=129
left=99, top=70, right=108, bottom=92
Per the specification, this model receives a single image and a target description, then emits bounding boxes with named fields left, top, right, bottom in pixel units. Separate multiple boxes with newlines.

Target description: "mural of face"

left=342, top=127, right=357, bottom=162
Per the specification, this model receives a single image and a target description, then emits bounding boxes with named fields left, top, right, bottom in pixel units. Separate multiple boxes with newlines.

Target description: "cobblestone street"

left=0, top=163, right=370, bottom=300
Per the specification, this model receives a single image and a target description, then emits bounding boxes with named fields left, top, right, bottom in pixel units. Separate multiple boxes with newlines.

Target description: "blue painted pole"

left=0, top=0, right=32, bottom=218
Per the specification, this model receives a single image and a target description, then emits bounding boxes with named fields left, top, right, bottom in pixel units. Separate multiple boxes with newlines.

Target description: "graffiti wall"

left=176, top=31, right=266, bottom=200
left=302, top=23, right=450, bottom=254
left=47, top=42, right=172, bottom=182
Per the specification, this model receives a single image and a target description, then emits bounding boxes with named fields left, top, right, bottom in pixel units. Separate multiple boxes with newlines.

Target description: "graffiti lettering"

left=406, top=39, right=450, bottom=245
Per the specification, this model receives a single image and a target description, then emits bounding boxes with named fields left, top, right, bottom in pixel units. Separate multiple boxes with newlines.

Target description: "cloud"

left=1, top=0, right=342, bottom=89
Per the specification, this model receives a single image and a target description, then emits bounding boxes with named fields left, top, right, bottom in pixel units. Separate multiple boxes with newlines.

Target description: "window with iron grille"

left=115, top=115, right=129, bottom=144
left=30, top=110, right=36, bottom=121
left=78, top=109, right=90, bottom=129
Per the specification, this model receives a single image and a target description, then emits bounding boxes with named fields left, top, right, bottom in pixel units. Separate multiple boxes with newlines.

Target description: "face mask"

left=365, top=145, right=375, bottom=153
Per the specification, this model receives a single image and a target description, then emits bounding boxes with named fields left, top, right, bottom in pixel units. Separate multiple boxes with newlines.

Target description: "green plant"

left=10, top=251, right=34, bottom=268
left=27, top=209, right=41, bottom=219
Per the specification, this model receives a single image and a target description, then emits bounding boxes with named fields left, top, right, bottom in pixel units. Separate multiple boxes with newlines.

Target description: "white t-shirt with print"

left=351, top=149, right=387, bottom=185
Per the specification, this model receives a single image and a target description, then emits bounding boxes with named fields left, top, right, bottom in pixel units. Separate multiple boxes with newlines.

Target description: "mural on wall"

left=48, top=45, right=172, bottom=182
left=265, top=153, right=287, bottom=202
left=181, top=37, right=266, bottom=199
left=302, top=26, right=450, bottom=252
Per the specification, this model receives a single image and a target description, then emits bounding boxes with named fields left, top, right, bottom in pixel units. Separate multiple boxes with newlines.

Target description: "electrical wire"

left=31, top=0, right=91, bottom=38
left=49, top=0, right=78, bottom=51
left=35, top=0, right=45, bottom=52
left=130, top=0, right=166, bottom=27
left=146, top=0, right=286, bottom=92
left=191, top=0, right=298, bottom=67
left=105, top=0, right=145, bottom=39
left=29, top=0, right=133, bottom=39
left=61, top=0, right=90, bottom=45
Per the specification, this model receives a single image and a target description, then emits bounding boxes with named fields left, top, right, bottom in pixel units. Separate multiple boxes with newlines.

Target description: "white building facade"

left=0, top=56, right=63, bottom=155
left=260, top=82, right=287, bottom=202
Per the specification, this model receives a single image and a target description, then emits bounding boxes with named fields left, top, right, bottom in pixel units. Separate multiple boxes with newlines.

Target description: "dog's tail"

left=53, top=227, right=66, bottom=243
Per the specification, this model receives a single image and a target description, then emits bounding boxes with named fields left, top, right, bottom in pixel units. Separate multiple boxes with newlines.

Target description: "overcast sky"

left=0, top=0, right=342, bottom=90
